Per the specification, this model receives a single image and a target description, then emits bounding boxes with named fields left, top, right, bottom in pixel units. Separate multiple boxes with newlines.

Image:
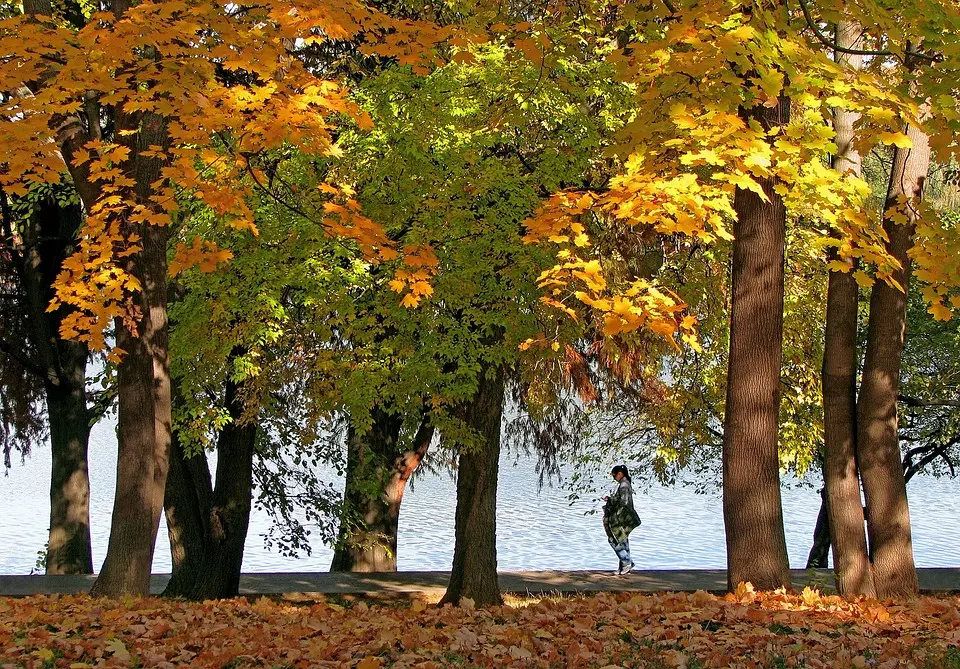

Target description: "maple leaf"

left=929, top=302, right=953, bottom=321
left=877, top=131, right=914, bottom=149
left=854, top=270, right=876, bottom=288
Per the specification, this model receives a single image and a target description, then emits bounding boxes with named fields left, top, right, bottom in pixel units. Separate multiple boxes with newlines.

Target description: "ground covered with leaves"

left=2, top=586, right=959, bottom=668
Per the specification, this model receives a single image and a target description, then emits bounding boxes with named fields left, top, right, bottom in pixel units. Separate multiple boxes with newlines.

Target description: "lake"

left=1, top=417, right=958, bottom=574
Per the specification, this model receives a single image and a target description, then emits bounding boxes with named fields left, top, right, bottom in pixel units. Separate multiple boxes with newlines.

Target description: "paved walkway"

left=2, top=568, right=959, bottom=597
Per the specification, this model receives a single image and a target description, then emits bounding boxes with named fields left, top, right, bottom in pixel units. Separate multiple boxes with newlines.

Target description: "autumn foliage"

left=0, top=0, right=455, bottom=350
left=2, top=589, right=960, bottom=668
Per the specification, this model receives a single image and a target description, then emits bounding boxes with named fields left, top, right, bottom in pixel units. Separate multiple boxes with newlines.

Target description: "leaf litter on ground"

left=2, top=586, right=959, bottom=668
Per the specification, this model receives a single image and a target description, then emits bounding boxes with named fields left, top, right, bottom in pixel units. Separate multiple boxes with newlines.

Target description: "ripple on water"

left=1, top=419, right=957, bottom=573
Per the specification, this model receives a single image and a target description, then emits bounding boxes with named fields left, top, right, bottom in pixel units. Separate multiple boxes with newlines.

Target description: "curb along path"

left=2, top=569, right=959, bottom=597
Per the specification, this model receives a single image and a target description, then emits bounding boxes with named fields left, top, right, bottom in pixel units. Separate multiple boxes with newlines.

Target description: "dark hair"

left=611, top=465, right=631, bottom=482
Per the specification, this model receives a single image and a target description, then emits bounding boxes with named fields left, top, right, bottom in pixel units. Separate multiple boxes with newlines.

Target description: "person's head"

left=611, top=465, right=630, bottom=482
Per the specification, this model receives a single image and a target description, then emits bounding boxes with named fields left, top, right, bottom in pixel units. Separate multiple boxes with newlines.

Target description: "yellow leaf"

left=105, top=638, right=130, bottom=662
left=734, top=581, right=757, bottom=603
left=929, top=302, right=953, bottom=322
left=877, top=131, right=913, bottom=149
left=801, top=586, right=821, bottom=607
left=357, top=657, right=383, bottom=669
left=826, top=259, right=853, bottom=273
left=725, top=173, right=769, bottom=202
left=602, top=315, right=624, bottom=337
left=853, top=270, right=875, bottom=288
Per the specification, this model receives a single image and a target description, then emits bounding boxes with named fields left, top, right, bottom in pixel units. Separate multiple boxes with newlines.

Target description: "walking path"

left=2, top=569, right=959, bottom=597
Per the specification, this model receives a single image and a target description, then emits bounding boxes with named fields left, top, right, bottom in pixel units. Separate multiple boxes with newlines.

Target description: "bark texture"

left=441, top=366, right=505, bottom=607
left=331, top=412, right=434, bottom=572
left=163, top=377, right=256, bottom=600
left=92, top=113, right=172, bottom=597
left=856, top=120, right=931, bottom=599
left=44, top=350, right=93, bottom=574
left=722, top=99, right=792, bottom=593
left=162, top=430, right=212, bottom=596
left=20, top=199, right=94, bottom=575
left=821, top=21, right=875, bottom=598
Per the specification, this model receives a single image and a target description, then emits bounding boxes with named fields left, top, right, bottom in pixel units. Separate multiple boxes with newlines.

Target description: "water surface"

left=1, top=419, right=957, bottom=574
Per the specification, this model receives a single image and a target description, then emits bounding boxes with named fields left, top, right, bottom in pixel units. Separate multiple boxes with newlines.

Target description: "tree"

left=856, top=120, right=932, bottom=599
left=0, top=181, right=94, bottom=575
left=441, top=364, right=506, bottom=607
left=1, top=0, right=433, bottom=596
left=318, top=46, right=618, bottom=591
left=721, top=97, right=792, bottom=592
left=330, top=411, right=434, bottom=572
left=820, top=21, right=875, bottom=598
left=162, top=368, right=256, bottom=599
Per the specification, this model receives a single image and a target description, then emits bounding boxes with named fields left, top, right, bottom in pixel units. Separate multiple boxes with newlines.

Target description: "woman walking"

left=603, top=465, right=641, bottom=575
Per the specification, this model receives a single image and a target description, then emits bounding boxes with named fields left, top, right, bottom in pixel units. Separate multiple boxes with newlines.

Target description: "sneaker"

left=621, top=563, right=634, bottom=575
left=611, top=568, right=623, bottom=575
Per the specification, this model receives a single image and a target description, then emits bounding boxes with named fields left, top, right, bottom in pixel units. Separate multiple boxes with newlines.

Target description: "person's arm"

left=614, top=480, right=630, bottom=506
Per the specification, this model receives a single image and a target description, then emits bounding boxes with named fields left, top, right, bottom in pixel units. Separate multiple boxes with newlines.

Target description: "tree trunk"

left=722, top=99, right=792, bottom=593
left=92, top=114, right=172, bottom=597
left=441, top=366, right=505, bottom=607
left=331, top=413, right=434, bottom=572
left=162, top=429, right=213, bottom=596
left=44, top=361, right=93, bottom=574
left=821, top=21, right=876, bottom=598
left=20, top=198, right=94, bottom=575
left=163, top=376, right=257, bottom=600
left=856, top=120, right=931, bottom=599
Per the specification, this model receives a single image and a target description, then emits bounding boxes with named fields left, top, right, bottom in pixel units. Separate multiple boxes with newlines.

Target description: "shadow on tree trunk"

left=163, top=375, right=256, bottom=600
left=441, top=365, right=505, bottom=608
left=331, top=410, right=434, bottom=573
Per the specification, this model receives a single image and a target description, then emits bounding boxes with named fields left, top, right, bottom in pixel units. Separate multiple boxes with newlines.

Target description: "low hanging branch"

left=902, top=435, right=959, bottom=484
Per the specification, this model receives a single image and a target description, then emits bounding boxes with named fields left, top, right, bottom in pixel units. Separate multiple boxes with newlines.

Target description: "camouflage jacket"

left=602, top=478, right=641, bottom=543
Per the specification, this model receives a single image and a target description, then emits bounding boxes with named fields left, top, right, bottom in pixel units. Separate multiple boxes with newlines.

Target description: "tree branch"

left=795, top=0, right=938, bottom=63
left=0, top=336, right=52, bottom=383
left=899, top=394, right=960, bottom=409
left=903, top=435, right=960, bottom=483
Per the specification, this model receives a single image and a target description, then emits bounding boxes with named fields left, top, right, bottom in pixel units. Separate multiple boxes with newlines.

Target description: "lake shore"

left=4, top=568, right=960, bottom=597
